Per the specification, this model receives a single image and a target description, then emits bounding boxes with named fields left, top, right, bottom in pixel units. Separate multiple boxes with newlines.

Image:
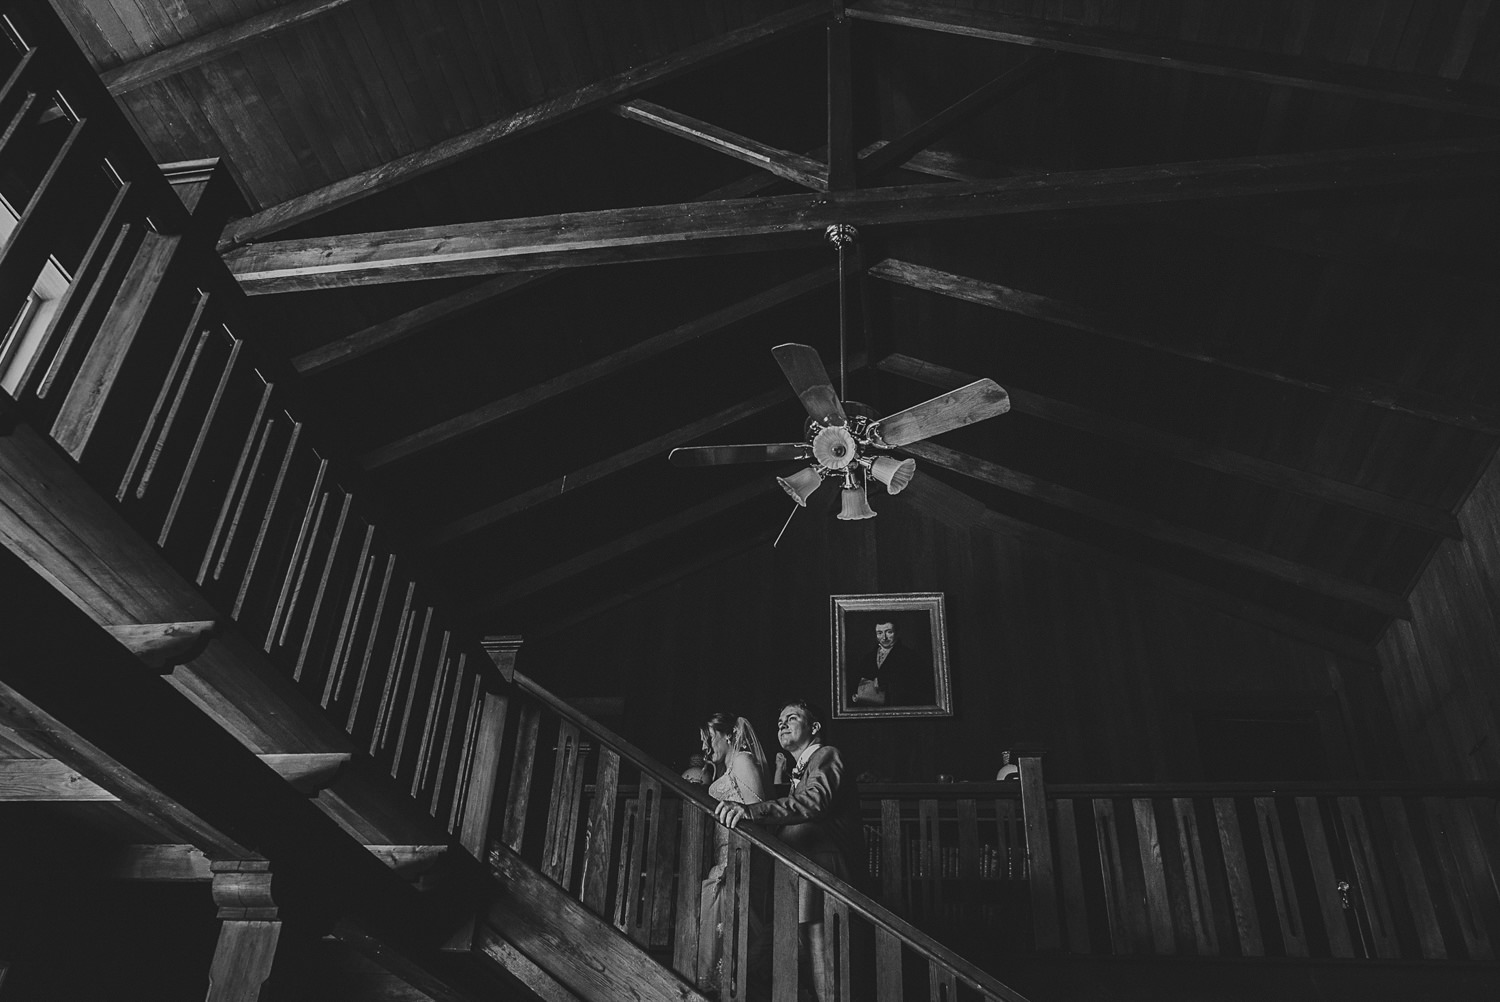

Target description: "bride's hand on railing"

left=714, top=801, right=748, bottom=829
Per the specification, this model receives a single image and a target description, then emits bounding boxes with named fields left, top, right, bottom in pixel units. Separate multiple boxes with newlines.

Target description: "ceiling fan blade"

left=668, top=443, right=812, bottom=467
left=868, top=379, right=1010, bottom=448
left=772, top=343, right=847, bottom=425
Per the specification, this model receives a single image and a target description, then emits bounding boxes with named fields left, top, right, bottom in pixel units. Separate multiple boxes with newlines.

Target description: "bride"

left=698, top=712, right=769, bottom=994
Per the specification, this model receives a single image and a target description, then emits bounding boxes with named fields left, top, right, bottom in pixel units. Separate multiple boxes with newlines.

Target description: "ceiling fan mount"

left=667, top=224, right=1011, bottom=523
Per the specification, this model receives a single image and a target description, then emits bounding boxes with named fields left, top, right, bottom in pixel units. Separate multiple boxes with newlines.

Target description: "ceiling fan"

left=667, top=225, right=1011, bottom=523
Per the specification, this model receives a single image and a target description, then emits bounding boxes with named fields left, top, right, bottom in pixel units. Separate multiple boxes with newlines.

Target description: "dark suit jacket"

left=744, top=744, right=866, bottom=887
left=854, top=642, right=933, bottom=707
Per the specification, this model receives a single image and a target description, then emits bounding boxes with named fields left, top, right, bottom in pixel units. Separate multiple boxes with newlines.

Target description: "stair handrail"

left=512, top=670, right=1034, bottom=1002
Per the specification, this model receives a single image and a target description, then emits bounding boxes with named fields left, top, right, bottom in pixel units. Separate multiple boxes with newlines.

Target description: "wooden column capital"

left=481, top=635, right=523, bottom=682
left=211, top=859, right=278, bottom=920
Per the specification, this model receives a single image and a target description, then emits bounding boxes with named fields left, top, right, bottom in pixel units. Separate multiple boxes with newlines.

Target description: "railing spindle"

left=1171, top=797, right=1216, bottom=955
left=500, top=701, right=541, bottom=854
left=1212, top=797, right=1264, bottom=955
left=1380, top=796, right=1446, bottom=958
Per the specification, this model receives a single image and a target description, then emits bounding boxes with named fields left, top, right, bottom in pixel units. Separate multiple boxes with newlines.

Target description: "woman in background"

left=697, top=712, right=769, bottom=994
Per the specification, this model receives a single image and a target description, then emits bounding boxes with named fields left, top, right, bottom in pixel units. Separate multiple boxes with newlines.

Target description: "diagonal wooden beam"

left=224, top=137, right=1500, bottom=292
left=613, top=100, right=828, bottom=190
left=100, top=0, right=364, bottom=95
left=362, top=267, right=837, bottom=470
left=847, top=0, right=1500, bottom=119
left=424, top=387, right=791, bottom=548
left=462, top=479, right=777, bottom=615
left=905, top=439, right=1410, bottom=619
left=871, top=258, right=1500, bottom=435
left=0, top=753, right=350, bottom=801
left=878, top=353, right=1462, bottom=538
left=899, top=474, right=1379, bottom=663
left=857, top=51, right=1056, bottom=179
left=218, top=2, right=830, bottom=248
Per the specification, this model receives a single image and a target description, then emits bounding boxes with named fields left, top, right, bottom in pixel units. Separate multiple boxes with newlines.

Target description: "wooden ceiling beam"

left=857, top=51, right=1056, bottom=179
left=423, top=387, right=790, bottom=549
left=362, top=267, right=837, bottom=470
left=225, top=137, right=1500, bottom=293
left=846, top=0, right=1500, bottom=119
left=217, top=2, right=830, bottom=248
left=0, top=752, right=350, bottom=801
left=100, top=0, right=363, bottom=95
left=905, top=440, right=1410, bottom=620
left=879, top=353, right=1462, bottom=538
left=872, top=259, right=1500, bottom=436
left=613, top=100, right=829, bottom=190
left=900, top=475, right=1379, bottom=664
left=462, top=479, right=777, bottom=616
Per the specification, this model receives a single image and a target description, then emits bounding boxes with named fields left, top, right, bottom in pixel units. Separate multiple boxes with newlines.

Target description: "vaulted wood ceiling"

left=51, top=0, right=1500, bottom=654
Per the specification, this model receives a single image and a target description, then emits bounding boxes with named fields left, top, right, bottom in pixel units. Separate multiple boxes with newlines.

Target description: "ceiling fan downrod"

left=825, top=223, right=858, bottom=403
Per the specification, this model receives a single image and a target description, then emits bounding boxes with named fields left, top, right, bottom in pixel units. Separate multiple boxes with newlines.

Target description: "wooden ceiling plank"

left=871, top=258, right=1500, bottom=436
left=463, top=479, right=776, bottom=615
left=613, top=99, right=829, bottom=190
left=901, top=475, right=1379, bottom=664
left=846, top=0, right=1500, bottom=118
left=905, top=440, right=1411, bottom=620
left=224, top=136, right=1500, bottom=292
left=878, top=353, right=1463, bottom=538
left=529, top=528, right=778, bottom=640
left=362, top=267, right=837, bottom=470
left=424, top=386, right=791, bottom=548
left=217, top=2, right=831, bottom=248
left=856, top=51, right=1057, bottom=179
left=102, top=0, right=365, bottom=95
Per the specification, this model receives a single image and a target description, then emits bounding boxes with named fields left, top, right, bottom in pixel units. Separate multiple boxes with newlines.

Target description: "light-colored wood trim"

left=614, top=100, right=828, bottom=190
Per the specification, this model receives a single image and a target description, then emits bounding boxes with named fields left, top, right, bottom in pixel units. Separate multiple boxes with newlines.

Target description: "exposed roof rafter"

left=225, top=137, right=1500, bottom=293
left=613, top=99, right=829, bottom=190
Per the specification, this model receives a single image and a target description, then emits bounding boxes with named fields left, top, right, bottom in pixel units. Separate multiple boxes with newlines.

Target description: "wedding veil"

left=732, top=716, right=770, bottom=789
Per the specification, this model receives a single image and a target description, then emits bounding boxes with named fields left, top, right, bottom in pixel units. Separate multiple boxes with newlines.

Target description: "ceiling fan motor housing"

left=811, top=423, right=859, bottom=470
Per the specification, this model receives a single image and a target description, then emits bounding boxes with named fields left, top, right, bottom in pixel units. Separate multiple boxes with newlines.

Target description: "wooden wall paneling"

left=12, top=180, right=133, bottom=401
left=230, top=421, right=310, bottom=628
left=0, top=114, right=102, bottom=328
left=880, top=796, right=903, bottom=910
left=1170, top=797, right=1219, bottom=955
left=582, top=746, right=622, bottom=913
left=1379, top=795, right=1447, bottom=958
left=648, top=796, right=681, bottom=948
left=1131, top=797, right=1176, bottom=953
left=1336, top=796, right=1400, bottom=957
left=1212, top=797, right=1265, bottom=955
left=319, top=521, right=374, bottom=707
left=1253, top=796, right=1308, bottom=956
left=541, top=720, right=584, bottom=887
left=1293, top=796, right=1355, bottom=957
left=501, top=700, right=542, bottom=854
left=1052, top=798, right=1091, bottom=954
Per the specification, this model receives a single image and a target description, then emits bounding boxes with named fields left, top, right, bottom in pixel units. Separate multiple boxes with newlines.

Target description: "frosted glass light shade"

left=869, top=456, right=916, bottom=494
left=777, top=467, right=823, bottom=507
left=838, top=484, right=876, bottom=520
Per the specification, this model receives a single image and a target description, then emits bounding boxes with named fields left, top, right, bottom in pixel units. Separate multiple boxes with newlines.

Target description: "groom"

left=715, top=700, right=864, bottom=1001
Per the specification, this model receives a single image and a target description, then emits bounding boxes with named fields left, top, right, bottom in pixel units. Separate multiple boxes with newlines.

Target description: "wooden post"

left=1017, top=753, right=1060, bottom=951
left=481, top=634, right=524, bottom=682
left=206, top=860, right=289, bottom=1002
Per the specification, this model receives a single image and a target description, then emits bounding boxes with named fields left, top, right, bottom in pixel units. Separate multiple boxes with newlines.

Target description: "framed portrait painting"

left=830, top=592, right=952, bottom=719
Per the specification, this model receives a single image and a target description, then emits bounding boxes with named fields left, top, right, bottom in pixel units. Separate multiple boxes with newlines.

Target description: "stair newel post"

left=463, top=635, right=522, bottom=861
left=205, top=859, right=302, bottom=1002
left=1018, top=751, right=1060, bottom=951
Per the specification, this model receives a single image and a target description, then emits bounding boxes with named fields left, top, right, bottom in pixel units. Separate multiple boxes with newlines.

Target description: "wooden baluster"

left=232, top=422, right=308, bottom=627
left=928, top=963, right=958, bottom=1002
left=263, top=463, right=327, bottom=653
left=1132, top=798, right=1175, bottom=954
left=1093, top=798, right=1132, bottom=953
left=771, top=855, right=799, bottom=1002
left=625, top=774, right=664, bottom=943
left=582, top=747, right=621, bottom=912
left=540, top=722, right=586, bottom=889
left=374, top=604, right=429, bottom=760
left=1293, top=796, right=1354, bottom=957
left=500, top=701, right=541, bottom=854
left=14, top=181, right=134, bottom=401
left=412, top=652, right=458, bottom=800
left=389, top=619, right=446, bottom=787
left=342, top=555, right=398, bottom=738
left=649, top=796, right=681, bottom=946
left=880, top=797, right=904, bottom=911
left=115, top=289, right=208, bottom=503
left=291, top=494, right=360, bottom=688
left=1337, top=796, right=1399, bottom=958
left=1379, top=796, right=1445, bottom=959
left=723, top=829, right=751, bottom=1002
left=320, top=524, right=374, bottom=708
left=1445, top=797, right=1500, bottom=956
left=1018, top=754, right=1060, bottom=950
left=874, top=926, right=902, bottom=1002
left=1254, top=797, right=1307, bottom=956
left=825, top=894, right=852, bottom=1002
left=671, top=801, right=704, bottom=981
left=1421, top=795, right=1492, bottom=958
left=453, top=684, right=507, bottom=857
left=1212, top=797, right=1264, bottom=956
left=156, top=332, right=243, bottom=551
left=1172, top=797, right=1218, bottom=956
left=131, top=297, right=209, bottom=503
left=614, top=794, right=640, bottom=933
left=194, top=377, right=271, bottom=582
left=995, top=796, right=1020, bottom=878
left=1053, top=798, right=1090, bottom=953
left=919, top=797, right=939, bottom=921
left=957, top=797, right=981, bottom=937
left=0, top=47, right=42, bottom=141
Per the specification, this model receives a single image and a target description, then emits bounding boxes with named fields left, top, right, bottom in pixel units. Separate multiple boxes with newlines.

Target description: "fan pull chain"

left=773, top=502, right=799, bottom=548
